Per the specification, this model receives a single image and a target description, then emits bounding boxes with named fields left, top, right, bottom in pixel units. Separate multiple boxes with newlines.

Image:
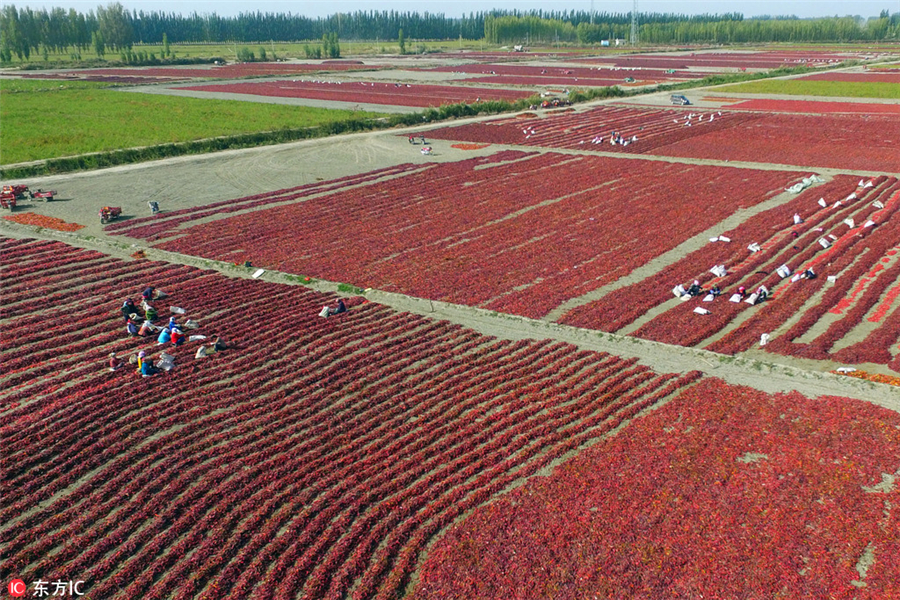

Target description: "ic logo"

left=8, top=579, right=26, bottom=597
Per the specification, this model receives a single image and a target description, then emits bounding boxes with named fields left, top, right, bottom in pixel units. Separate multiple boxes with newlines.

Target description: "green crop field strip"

left=720, top=78, right=900, bottom=99
left=0, top=79, right=387, bottom=165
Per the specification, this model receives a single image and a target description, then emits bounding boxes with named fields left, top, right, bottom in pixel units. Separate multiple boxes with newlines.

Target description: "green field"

left=721, top=78, right=900, bottom=99
left=0, top=79, right=387, bottom=164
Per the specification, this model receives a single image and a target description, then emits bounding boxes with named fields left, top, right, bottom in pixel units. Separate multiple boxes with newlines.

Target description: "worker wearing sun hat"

left=170, top=327, right=185, bottom=346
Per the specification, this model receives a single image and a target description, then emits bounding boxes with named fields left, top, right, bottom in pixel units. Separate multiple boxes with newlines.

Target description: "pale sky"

left=18, top=0, right=899, bottom=18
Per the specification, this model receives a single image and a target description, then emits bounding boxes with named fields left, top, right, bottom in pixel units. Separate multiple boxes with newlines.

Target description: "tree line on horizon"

left=1, top=3, right=899, bottom=62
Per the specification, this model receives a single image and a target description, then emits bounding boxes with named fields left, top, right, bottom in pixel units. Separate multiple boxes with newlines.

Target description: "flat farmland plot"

left=726, top=99, right=900, bottom=115
left=426, top=105, right=759, bottom=153
left=1, top=236, right=702, bottom=600
left=413, top=377, right=900, bottom=600
left=575, top=50, right=857, bottom=70
left=722, top=78, right=900, bottom=99
left=798, top=71, right=900, bottom=83
left=647, top=112, right=900, bottom=172
left=426, top=105, right=900, bottom=172
left=181, top=80, right=535, bottom=107
left=75, top=62, right=387, bottom=80
left=109, top=151, right=803, bottom=319
left=420, top=63, right=699, bottom=86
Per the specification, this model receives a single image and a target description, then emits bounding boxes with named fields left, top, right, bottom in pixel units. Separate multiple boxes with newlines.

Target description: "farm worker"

left=141, top=358, right=160, bottom=377
left=109, top=353, right=123, bottom=372
left=756, top=286, right=769, bottom=301
left=142, top=287, right=155, bottom=302
left=168, top=316, right=178, bottom=330
left=195, top=344, right=211, bottom=359
left=687, top=280, right=702, bottom=297
left=126, top=317, right=140, bottom=337
left=144, top=305, right=158, bottom=322
left=157, top=327, right=171, bottom=345
left=121, top=298, right=139, bottom=321
left=738, top=286, right=747, bottom=297
left=334, top=299, right=347, bottom=315
left=170, top=327, right=186, bottom=346
left=710, top=284, right=722, bottom=297
left=803, top=268, right=817, bottom=280
left=139, top=320, right=155, bottom=337
left=136, top=350, right=146, bottom=372
left=213, top=337, right=227, bottom=352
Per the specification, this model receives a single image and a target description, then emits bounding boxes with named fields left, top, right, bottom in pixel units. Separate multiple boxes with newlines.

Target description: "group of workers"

left=681, top=280, right=769, bottom=303
left=682, top=268, right=812, bottom=307
left=112, top=285, right=226, bottom=377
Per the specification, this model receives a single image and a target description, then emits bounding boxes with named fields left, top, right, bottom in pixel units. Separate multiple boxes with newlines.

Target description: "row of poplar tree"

left=2, top=3, right=899, bottom=62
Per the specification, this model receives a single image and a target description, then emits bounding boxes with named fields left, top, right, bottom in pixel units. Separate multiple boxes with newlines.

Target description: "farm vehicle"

left=1, top=185, right=58, bottom=210
left=541, top=98, right=572, bottom=108
left=100, top=206, right=122, bottom=224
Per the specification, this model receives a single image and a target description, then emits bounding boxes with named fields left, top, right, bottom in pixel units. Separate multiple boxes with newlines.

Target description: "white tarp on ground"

left=672, top=284, right=686, bottom=298
left=748, top=243, right=762, bottom=253
left=693, top=307, right=710, bottom=315
left=776, top=264, right=792, bottom=279
left=819, top=238, right=832, bottom=249
left=710, top=264, right=727, bottom=278
left=786, top=175, right=824, bottom=194
left=818, top=198, right=827, bottom=208
left=874, top=200, right=885, bottom=209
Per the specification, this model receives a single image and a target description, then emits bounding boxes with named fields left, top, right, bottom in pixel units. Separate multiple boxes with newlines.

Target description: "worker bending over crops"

left=170, top=327, right=185, bottom=346
left=121, top=298, right=140, bottom=321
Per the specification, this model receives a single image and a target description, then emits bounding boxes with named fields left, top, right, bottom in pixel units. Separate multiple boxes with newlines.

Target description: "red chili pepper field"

left=4, top=48, right=900, bottom=599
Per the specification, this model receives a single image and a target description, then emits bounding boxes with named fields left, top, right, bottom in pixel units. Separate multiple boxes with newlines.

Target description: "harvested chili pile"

left=833, top=369, right=900, bottom=387
left=3, top=212, right=84, bottom=231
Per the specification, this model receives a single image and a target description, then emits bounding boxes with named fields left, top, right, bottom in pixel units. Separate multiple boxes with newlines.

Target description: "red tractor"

left=2, top=184, right=30, bottom=199
left=100, top=206, right=122, bottom=224
left=0, top=192, right=17, bottom=211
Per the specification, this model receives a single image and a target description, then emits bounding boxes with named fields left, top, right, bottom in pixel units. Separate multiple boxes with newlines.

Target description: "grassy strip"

left=716, top=78, right=900, bottom=99
left=0, top=79, right=392, bottom=165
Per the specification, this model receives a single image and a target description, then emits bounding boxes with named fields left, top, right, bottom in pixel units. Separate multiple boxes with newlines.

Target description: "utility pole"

left=631, top=0, right=638, bottom=46
left=590, top=0, right=594, bottom=25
